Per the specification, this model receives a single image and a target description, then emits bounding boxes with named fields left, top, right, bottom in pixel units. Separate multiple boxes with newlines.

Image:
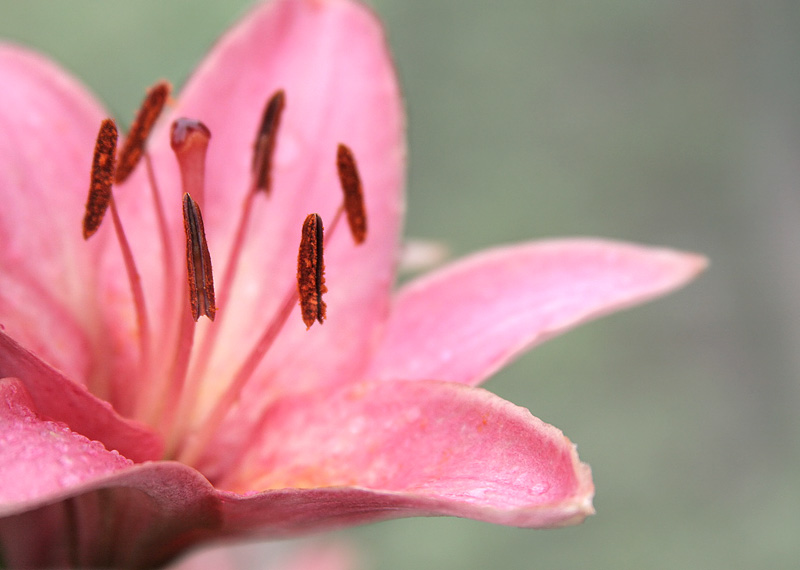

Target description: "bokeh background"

left=1, top=1, right=798, bottom=568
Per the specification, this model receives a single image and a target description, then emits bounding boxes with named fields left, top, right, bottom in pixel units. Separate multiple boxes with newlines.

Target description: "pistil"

left=171, top=119, right=211, bottom=208
left=145, top=120, right=214, bottom=431
left=187, top=90, right=287, bottom=390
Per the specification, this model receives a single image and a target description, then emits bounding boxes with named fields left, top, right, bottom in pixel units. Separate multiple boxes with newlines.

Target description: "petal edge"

left=366, top=239, right=706, bottom=385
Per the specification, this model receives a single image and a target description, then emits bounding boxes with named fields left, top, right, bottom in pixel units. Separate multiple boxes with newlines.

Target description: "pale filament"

left=174, top=205, right=346, bottom=465
left=108, top=196, right=152, bottom=380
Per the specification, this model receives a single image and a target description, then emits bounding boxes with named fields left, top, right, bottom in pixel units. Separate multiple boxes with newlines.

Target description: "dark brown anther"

left=83, top=119, right=118, bottom=239
left=336, top=143, right=367, bottom=244
left=182, top=193, right=216, bottom=321
left=252, top=89, right=286, bottom=194
left=297, top=213, right=327, bottom=328
left=115, top=81, right=171, bottom=183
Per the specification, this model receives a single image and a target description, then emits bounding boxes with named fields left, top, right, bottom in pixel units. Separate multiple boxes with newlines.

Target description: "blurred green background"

left=1, top=1, right=798, bottom=568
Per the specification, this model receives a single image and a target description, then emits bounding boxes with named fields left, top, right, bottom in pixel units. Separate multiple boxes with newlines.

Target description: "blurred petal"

left=174, top=542, right=358, bottom=570
left=274, top=544, right=358, bottom=570
left=0, top=461, right=221, bottom=569
left=229, top=380, right=593, bottom=528
left=0, top=331, right=163, bottom=462
left=366, top=239, right=707, bottom=385
left=0, top=44, right=108, bottom=386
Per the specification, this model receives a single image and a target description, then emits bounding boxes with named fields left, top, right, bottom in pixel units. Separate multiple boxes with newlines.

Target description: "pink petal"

left=0, top=460, right=221, bottom=569
left=172, top=0, right=404, bottom=391
left=0, top=382, right=589, bottom=567
left=223, top=380, right=593, bottom=528
left=174, top=543, right=358, bottom=570
left=366, top=239, right=707, bottom=385
left=0, top=378, right=133, bottom=507
left=0, top=44, right=110, bottom=387
left=272, top=545, right=358, bottom=570
left=0, top=330, right=163, bottom=462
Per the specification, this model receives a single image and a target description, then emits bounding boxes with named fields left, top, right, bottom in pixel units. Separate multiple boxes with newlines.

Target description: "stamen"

left=115, top=81, right=171, bottom=183
left=336, top=143, right=367, bottom=244
left=171, top=119, right=211, bottom=207
left=182, top=193, right=216, bottom=321
left=82, top=119, right=152, bottom=387
left=149, top=121, right=212, bottom=432
left=251, top=89, right=286, bottom=194
left=82, top=119, right=117, bottom=239
left=178, top=214, right=328, bottom=465
left=297, top=213, right=326, bottom=328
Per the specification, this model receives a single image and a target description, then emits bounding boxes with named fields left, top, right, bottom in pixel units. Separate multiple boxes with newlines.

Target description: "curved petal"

left=0, top=378, right=133, bottom=507
left=0, top=331, right=163, bottom=462
left=218, top=380, right=593, bottom=528
left=0, top=462, right=221, bottom=569
left=0, top=379, right=591, bottom=567
left=0, top=44, right=111, bottom=388
left=365, top=239, right=707, bottom=385
left=0, top=378, right=214, bottom=568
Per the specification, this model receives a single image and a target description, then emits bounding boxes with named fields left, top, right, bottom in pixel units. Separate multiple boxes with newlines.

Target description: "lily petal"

left=179, top=0, right=404, bottom=394
left=0, top=379, right=590, bottom=567
left=0, top=331, right=163, bottom=462
left=366, top=239, right=707, bottom=385
left=102, top=0, right=405, bottom=423
left=224, top=380, right=593, bottom=528
left=0, top=44, right=108, bottom=387
left=0, top=461, right=220, bottom=569
left=0, top=377, right=133, bottom=507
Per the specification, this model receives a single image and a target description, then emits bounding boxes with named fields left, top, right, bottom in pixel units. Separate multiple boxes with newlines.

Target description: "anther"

left=183, top=193, right=216, bottom=321
left=83, top=119, right=118, bottom=239
left=252, top=89, right=286, bottom=194
left=171, top=119, right=211, bottom=207
left=336, top=143, right=367, bottom=244
left=297, top=213, right=327, bottom=328
left=115, top=81, right=171, bottom=183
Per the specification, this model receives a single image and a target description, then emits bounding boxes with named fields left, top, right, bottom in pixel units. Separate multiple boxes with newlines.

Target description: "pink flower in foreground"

left=0, top=0, right=705, bottom=567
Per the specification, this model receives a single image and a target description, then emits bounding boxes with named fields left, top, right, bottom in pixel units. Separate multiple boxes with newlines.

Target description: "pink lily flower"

left=0, top=0, right=705, bottom=568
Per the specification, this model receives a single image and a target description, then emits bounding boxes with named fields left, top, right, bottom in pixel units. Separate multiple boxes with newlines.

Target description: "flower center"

left=81, top=83, right=367, bottom=468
